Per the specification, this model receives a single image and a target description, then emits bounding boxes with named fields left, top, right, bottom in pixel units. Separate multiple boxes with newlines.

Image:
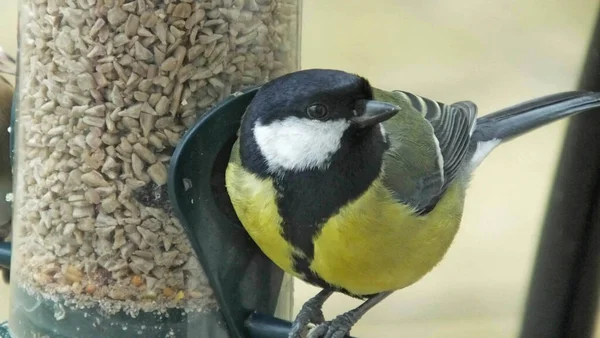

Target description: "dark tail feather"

left=471, top=91, right=600, bottom=143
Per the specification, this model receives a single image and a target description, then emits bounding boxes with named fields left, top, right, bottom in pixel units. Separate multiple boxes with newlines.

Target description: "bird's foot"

left=307, top=310, right=358, bottom=338
left=288, top=289, right=332, bottom=338
left=288, top=307, right=325, bottom=338
left=305, top=291, right=393, bottom=338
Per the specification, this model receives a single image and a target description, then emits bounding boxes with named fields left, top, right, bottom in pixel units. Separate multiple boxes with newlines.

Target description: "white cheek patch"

left=253, top=117, right=351, bottom=172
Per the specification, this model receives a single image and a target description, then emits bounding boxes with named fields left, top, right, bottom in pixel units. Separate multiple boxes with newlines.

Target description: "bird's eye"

left=307, top=104, right=328, bottom=119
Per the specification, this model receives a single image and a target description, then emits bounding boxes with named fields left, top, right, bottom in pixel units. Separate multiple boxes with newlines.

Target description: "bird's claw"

left=307, top=311, right=357, bottom=338
left=307, top=323, right=328, bottom=338
left=288, top=298, right=327, bottom=338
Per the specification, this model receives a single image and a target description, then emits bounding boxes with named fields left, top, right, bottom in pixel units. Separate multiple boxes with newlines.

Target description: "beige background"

left=2, top=0, right=600, bottom=337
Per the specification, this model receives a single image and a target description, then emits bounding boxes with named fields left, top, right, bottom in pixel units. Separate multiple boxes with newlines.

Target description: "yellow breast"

left=311, top=179, right=465, bottom=295
left=225, top=162, right=466, bottom=296
left=225, top=162, right=298, bottom=276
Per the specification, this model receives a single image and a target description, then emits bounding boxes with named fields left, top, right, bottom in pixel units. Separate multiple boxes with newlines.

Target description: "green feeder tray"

left=167, top=85, right=296, bottom=338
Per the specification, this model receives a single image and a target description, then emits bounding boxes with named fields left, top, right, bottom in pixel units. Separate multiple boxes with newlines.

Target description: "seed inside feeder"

left=13, top=0, right=299, bottom=317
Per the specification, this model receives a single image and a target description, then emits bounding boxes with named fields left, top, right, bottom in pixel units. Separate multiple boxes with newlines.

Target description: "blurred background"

left=2, top=0, right=600, bottom=337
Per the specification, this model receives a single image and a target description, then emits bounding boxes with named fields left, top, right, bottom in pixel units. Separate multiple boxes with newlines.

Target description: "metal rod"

left=245, top=312, right=356, bottom=338
left=0, top=242, right=10, bottom=269
left=519, top=9, right=600, bottom=338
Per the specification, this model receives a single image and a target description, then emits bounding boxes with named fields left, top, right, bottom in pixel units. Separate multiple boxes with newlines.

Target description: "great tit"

left=224, top=68, right=600, bottom=338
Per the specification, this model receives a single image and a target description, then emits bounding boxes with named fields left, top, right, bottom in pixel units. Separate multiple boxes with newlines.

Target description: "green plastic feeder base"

left=6, top=286, right=231, bottom=338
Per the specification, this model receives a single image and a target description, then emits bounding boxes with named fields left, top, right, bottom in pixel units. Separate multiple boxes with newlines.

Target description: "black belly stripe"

left=275, top=165, right=376, bottom=273
left=291, top=250, right=372, bottom=299
left=291, top=251, right=335, bottom=289
left=273, top=128, right=388, bottom=291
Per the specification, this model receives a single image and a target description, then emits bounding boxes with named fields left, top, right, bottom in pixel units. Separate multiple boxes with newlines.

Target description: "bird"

left=224, top=68, right=600, bottom=338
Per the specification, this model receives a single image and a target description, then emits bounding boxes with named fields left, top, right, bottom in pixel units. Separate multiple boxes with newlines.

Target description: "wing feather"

left=381, top=90, right=477, bottom=214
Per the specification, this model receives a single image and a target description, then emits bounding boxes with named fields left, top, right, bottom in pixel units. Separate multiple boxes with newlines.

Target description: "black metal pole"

left=519, top=9, right=600, bottom=338
left=0, top=242, right=9, bottom=269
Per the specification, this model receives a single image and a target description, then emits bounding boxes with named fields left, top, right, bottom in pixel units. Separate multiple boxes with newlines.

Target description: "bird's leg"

left=288, top=288, right=334, bottom=338
left=308, top=291, right=393, bottom=338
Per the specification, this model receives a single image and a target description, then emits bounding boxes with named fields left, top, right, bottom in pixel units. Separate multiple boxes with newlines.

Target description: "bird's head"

left=239, top=69, right=400, bottom=177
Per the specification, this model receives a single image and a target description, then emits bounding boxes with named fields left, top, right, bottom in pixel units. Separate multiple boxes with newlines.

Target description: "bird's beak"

left=351, top=100, right=400, bottom=128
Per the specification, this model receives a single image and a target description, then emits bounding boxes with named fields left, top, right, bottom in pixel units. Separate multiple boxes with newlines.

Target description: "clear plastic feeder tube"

left=9, top=0, right=301, bottom=336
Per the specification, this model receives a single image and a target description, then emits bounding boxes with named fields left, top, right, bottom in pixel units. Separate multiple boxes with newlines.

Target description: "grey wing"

left=387, top=91, right=477, bottom=214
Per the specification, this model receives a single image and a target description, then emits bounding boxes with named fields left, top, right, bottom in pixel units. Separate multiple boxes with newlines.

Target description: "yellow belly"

left=225, top=162, right=466, bottom=296
left=225, top=162, right=297, bottom=274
